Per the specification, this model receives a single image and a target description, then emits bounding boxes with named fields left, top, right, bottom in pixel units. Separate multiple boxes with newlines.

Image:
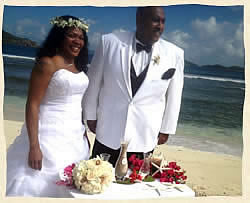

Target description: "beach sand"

left=3, top=119, right=242, bottom=197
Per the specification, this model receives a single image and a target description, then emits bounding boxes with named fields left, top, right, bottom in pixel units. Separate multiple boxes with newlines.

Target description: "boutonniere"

left=152, top=55, right=160, bottom=66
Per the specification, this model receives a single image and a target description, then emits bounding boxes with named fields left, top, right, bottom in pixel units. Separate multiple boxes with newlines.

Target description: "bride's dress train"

left=6, top=69, right=90, bottom=197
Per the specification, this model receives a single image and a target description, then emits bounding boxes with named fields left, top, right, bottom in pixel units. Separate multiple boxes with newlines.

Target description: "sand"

left=4, top=120, right=23, bottom=148
left=3, top=119, right=242, bottom=197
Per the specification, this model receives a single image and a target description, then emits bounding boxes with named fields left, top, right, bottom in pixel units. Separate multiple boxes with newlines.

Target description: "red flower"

left=129, top=154, right=137, bottom=162
left=169, top=177, right=174, bottom=183
left=132, top=159, right=137, bottom=166
left=160, top=172, right=167, bottom=178
left=160, top=177, right=168, bottom=182
left=137, top=174, right=142, bottom=180
left=175, top=175, right=180, bottom=179
left=179, top=172, right=184, bottom=176
left=57, top=163, right=76, bottom=188
left=153, top=172, right=161, bottom=179
left=129, top=174, right=136, bottom=179
left=128, top=168, right=143, bottom=183
left=168, top=162, right=176, bottom=167
left=167, top=169, right=174, bottom=175
left=138, top=159, right=144, bottom=167
left=128, top=155, right=187, bottom=184
left=130, top=177, right=136, bottom=183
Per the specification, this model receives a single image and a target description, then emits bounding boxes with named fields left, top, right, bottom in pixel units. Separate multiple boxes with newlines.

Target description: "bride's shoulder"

left=35, top=57, right=58, bottom=75
left=36, top=56, right=54, bottom=66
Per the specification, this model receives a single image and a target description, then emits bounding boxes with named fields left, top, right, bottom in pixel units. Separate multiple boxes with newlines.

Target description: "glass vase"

left=115, top=141, right=128, bottom=181
left=139, top=152, right=152, bottom=179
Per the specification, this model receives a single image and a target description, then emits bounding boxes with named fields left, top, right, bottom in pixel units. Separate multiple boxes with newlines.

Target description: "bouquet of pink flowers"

left=56, top=163, right=76, bottom=188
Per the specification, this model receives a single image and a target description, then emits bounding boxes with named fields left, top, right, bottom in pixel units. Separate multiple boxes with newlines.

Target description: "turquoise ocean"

left=3, top=44, right=245, bottom=157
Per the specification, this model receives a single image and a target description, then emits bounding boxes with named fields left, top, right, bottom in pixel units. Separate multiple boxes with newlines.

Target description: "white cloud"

left=88, top=28, right=128, bottom=51
left=85, top=19, right=96, bottom=25
left=112, top=28, right=127, bottom=34
left=192, top=16, right=221, bottom=38
left=40, top=26, right=47, bottom=38
left=164, top=30, right=191, bottom=49
left=235, top=22, right=243, bottom=42
left=88, top=32, right=102, bottom=50
left=13, top=17, right=98, bottom=45
left=14, top=18, right=49, bottom=43
left=16, top=19, right=34, bottom=26
left=79, top=17, right=96, bottom=27
left=16, top=19, right=35, bottom=35
left=230, top=6, right=243, bottom=12
left=232, top=22, right=244, bottom=58
left=174, top=16, right=245, bottom=67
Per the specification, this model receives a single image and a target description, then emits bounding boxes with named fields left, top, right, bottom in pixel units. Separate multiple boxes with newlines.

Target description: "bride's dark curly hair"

left=36, top=15, right=89, bottom=73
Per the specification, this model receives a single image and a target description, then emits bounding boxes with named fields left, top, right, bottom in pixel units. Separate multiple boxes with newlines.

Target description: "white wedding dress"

left=6, top=69, right=90, bottom=197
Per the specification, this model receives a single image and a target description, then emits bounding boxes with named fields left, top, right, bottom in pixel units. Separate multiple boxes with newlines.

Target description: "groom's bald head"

left=136, top=6, right=165, bottom=45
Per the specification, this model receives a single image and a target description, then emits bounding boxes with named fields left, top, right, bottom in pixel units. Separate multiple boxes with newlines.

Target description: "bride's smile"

left=63, top=27, right=84, bottom=58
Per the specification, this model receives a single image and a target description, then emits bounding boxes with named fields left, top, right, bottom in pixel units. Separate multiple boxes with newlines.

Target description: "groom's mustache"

left=153, top=27, right=162, bottom=33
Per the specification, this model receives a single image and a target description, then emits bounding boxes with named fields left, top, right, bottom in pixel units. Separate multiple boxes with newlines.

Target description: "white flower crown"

left=50, top=17, right=89, bottom=32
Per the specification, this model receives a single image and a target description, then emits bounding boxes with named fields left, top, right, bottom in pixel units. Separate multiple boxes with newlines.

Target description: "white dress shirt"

left=132, top=38, right=153, bottom=76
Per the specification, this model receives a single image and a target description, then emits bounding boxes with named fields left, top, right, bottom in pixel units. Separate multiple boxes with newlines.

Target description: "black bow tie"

left=136, top=43, right=152, bottom=53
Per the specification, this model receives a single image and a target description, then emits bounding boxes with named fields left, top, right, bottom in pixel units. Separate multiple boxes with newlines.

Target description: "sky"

left=2, top=5, right=244, bottom=67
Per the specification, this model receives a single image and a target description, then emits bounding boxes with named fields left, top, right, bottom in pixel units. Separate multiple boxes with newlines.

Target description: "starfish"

left=151, top=159, right=171, bottom=177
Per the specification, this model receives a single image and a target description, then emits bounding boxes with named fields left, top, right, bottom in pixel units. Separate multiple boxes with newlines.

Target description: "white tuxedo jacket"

left=82, top=31, right=184, bottom=152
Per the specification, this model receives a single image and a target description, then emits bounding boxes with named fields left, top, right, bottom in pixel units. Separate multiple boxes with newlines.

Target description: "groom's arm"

left=82, top=36, right=105, bottom=125
left=87, top=120, right=97, bottom=134
left=157, top=133, right=169, bottom=145
left=159, top=47, right=184, bottom=142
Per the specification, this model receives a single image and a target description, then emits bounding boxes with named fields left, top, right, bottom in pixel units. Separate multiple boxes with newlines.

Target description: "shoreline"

left=3, top=95, right=243, bottom=158
left=3, top=119, right=242, bottom=158
left=3, top=115, right=243, bottom=157
left=167, top=133, right=243, bottom=158
left=3, top=119, right=242, bottom=196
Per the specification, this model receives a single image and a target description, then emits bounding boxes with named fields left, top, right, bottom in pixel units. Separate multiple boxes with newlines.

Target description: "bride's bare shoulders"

left=51, top=55, right=67, bottom=69
left=35, top=56, right=62, bottom=74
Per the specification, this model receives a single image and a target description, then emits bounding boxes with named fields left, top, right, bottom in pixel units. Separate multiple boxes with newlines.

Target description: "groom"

left=82, top=6, right=184, bottom=166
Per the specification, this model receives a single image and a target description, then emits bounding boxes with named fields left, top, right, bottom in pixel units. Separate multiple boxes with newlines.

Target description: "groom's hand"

left=87, top=120, right=97, bottom=134
left=157, top=133, right=169, bottom=145
left=84, top=131, right=91, bottom=149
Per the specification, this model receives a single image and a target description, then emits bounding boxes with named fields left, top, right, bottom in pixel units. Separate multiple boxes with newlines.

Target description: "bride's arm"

left=25, top=57, right=55, bottom=170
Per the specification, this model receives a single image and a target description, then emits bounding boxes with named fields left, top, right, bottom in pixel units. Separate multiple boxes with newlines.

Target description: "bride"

left=6, top=15, right=90, bottom=197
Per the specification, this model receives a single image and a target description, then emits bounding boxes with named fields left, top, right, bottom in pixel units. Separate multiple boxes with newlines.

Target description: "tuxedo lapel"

left=133, top=40, right=170, bottom=100
left=120, top=35, right=133, bottom=99
left=139, top=41, right=161, bottom=84
left=145, top=42, right=160, bottom=82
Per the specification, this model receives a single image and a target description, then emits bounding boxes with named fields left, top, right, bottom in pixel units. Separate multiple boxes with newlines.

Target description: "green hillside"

left=2, top=30, right=38, bottom=47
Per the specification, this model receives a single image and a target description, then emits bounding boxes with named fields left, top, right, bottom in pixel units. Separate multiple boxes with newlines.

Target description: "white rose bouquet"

left=72, top=157, right=114, bottom=194
left=57, top=157, right=114, bottom=194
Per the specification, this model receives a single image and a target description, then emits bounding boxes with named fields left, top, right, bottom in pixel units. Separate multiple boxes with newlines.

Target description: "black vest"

left=130, top=59, right=149, bottom=97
